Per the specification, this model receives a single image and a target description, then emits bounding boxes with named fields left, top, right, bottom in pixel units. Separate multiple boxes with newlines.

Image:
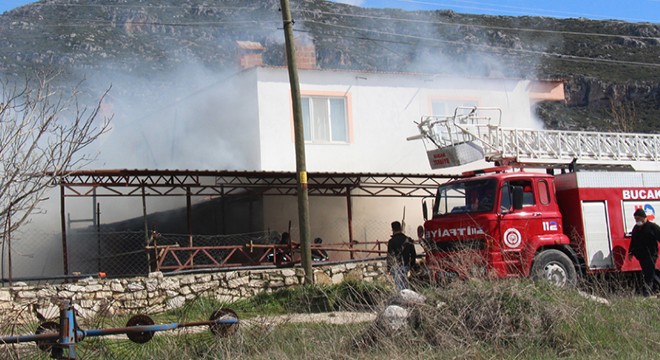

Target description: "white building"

left=222, top=55, right=564, bottom=174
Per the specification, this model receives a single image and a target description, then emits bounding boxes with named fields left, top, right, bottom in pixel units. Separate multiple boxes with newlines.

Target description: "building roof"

left=246, top=64, right=564, bottom=84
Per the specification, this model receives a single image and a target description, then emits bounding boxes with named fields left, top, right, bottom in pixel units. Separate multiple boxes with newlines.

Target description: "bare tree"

left=0, top=74, right=111, bottom=237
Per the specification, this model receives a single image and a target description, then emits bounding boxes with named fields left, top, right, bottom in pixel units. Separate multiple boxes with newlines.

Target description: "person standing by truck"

left=628, top=208, right=660, bottom=297
left=387, top=221, right=416, bottom=290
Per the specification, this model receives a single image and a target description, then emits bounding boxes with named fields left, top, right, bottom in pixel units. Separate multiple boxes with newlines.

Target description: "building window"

left=432, top=100, right=478, bottom=117
left=430, top=99, right=478, bottom=145
left=301, top=96, right=348, bottom=143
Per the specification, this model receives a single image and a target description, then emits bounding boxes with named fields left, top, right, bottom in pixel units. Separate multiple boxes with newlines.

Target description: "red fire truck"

left=408, top=108, right=660, bottom=286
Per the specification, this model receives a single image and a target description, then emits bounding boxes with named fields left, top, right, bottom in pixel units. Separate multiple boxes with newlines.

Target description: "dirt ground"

left=244, top=311, right=377, bottom=327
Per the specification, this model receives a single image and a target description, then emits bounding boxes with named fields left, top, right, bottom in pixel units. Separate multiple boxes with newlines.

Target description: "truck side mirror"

left=512, top=185, right=523, bottom=210
left=422, top=200, right=428, bottom=221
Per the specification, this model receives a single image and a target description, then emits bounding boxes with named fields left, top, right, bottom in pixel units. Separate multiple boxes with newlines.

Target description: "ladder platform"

left=409, top=107, right=660, bottom=171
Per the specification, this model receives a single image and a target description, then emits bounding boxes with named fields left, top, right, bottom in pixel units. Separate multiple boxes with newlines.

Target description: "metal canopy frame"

left=57, top=169, right=458, bottom=197
left=53, top=169, right=459, bottom=276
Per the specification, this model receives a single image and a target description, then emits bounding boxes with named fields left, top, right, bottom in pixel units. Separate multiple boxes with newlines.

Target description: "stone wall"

left=0, top=260, right=388, bottom=323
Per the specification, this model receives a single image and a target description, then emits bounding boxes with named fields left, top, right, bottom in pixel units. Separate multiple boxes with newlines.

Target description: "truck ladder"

left=408, top=107, right=660, bottom=170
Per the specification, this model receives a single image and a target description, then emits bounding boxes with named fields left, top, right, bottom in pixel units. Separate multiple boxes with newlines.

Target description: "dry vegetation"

left=1, top=277, right=659, bottom=359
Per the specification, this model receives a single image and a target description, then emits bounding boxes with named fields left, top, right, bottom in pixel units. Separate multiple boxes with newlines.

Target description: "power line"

left=386, top=0, right=659, bottom=23
left=299, top=20, right=660, bottom=68
left=9, top=3, right=258, bottom=10
left=295, top=9, right=660, bottom=40
left=10, top=0, right=657, bottom=23
left=7, top=4, right=653, bottom=42
left=0, top=18, right=280, bottom=28
left=5, top=2, right=657, bottom=40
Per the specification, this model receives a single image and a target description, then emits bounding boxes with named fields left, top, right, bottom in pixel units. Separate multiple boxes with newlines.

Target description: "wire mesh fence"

left=1, top=218, right=420, bottom=282
left=1, top=229, right=281, bottom=281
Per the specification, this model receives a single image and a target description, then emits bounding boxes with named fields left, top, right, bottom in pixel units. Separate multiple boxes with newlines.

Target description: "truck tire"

left=530, top=249, right=577, bottom=287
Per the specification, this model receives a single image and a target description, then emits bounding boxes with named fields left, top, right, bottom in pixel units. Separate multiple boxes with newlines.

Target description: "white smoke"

left=89, top=62, right=258, bottom=170
left=404, top=14, right=549, bottom=129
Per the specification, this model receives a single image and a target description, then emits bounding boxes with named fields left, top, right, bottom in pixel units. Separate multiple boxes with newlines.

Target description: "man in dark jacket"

left=628, top=208, right=660, bottom=296
left=387, top=221, right=416, bottom=290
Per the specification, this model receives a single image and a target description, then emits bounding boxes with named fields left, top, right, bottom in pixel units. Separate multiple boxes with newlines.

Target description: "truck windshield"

left=433, top=178, right=497, bottom=215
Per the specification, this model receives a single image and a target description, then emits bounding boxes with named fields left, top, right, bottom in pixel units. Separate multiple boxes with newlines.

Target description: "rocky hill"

left=0, top=0, right=658, bottom=131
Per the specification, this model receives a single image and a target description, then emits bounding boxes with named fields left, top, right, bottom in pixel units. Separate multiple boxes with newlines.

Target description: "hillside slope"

left=0, top=0, right=658, bottom=131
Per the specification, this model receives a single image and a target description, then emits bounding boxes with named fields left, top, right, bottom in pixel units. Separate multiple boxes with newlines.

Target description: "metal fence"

left=67, top=230, right=284, bottom=278
left=0, top=229, right=272, bottom=281
left=1, top=224, right=404, bottom=282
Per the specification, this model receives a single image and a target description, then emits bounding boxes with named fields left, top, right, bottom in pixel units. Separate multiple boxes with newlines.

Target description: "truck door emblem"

left=503, top=228, right=521, bottom=248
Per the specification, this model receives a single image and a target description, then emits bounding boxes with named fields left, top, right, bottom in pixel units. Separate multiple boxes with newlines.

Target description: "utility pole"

left=280, top=0, right=313, bottom=284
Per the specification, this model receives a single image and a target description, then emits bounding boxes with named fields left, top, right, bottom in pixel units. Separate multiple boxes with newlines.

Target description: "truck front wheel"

left=530, top=249, right=577, bottom=287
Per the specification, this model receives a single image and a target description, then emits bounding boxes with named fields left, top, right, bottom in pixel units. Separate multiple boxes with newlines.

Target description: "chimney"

left=236, top=41, right=264, bottom=69
left=295, top=37, right=316, bottom=70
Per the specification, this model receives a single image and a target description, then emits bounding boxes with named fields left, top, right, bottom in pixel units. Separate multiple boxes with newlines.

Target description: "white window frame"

left=431, top=99, right=478, bottom=117
left=301, top=95, right=349, bottom=144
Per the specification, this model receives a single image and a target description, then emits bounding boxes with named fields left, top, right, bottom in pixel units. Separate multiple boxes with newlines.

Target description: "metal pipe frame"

left=52, top=169, right=457, bottom=198
left=0, top=300, right=238, bottom=359
left=154, top=241, right=389, bottom=272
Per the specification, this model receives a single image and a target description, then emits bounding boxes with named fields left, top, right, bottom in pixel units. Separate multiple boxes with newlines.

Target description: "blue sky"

left=1, top=0, right=658, bottom=23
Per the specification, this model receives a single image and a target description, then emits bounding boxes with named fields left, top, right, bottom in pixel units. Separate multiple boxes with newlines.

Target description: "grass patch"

left=161, top=279, right=660, bottom=359
left=2, top=279, right=659, bottom=359
left=225, top=280, right=392, bottom=317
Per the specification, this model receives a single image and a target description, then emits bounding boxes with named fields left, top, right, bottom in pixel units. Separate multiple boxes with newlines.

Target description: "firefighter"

left=387, top=221, right=416, bottom=291
left=628, top=208, right=660, bottom=297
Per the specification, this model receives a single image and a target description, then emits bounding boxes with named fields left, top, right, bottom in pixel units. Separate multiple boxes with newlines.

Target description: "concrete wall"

left=0, top=261, right=388, bottom=323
